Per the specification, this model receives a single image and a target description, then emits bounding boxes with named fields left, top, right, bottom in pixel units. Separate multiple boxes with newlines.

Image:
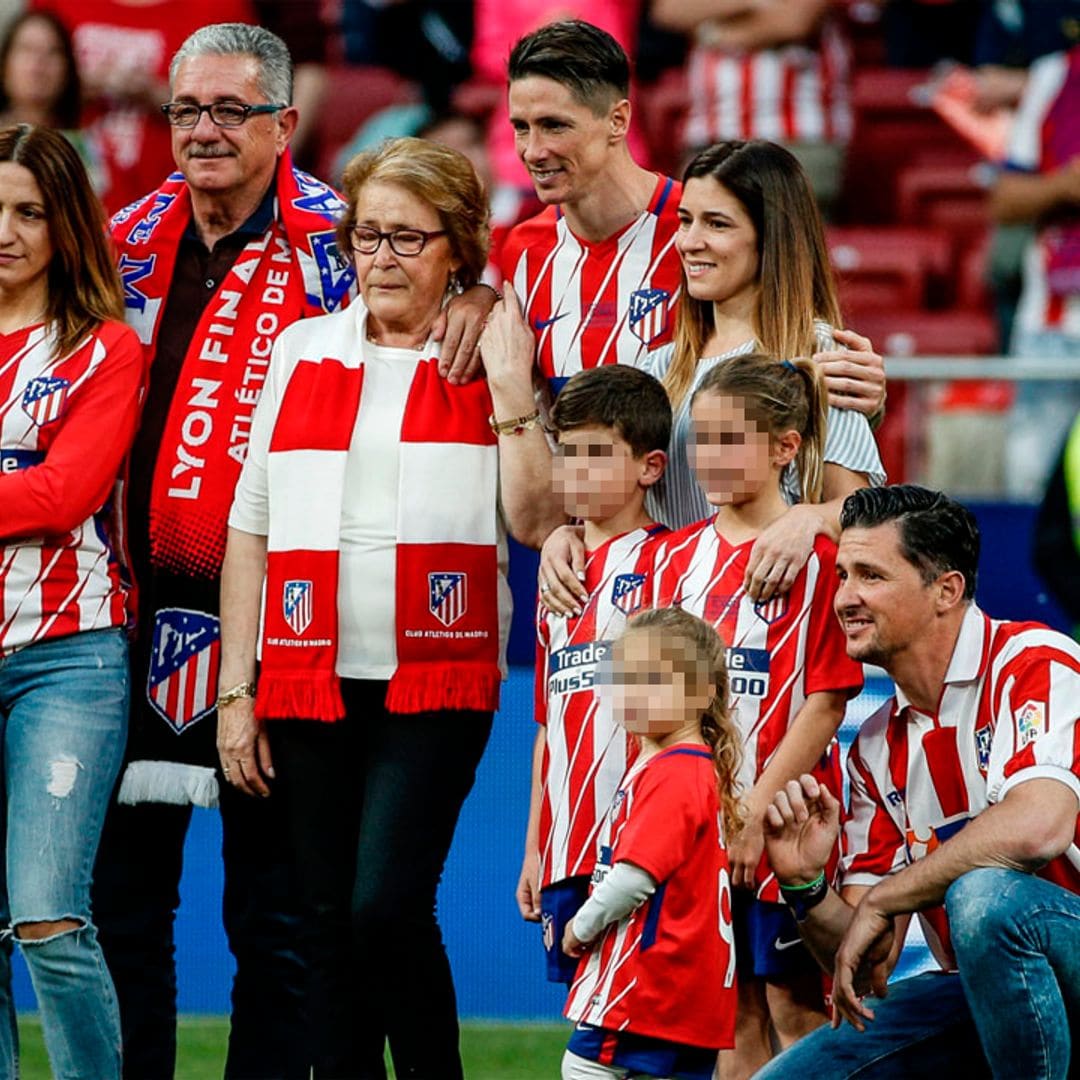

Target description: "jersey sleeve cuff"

left=994, top=764, right=1080, bottom=806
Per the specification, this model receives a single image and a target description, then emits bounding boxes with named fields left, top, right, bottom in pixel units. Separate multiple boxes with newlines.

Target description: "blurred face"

left=553, top=424, right=645, bottom=521
left=834, top=523, right=937, bottom=667
left=351, top=180, right=459, bottom=338
left=0, top=162, right=53, bottom=303
left=3, top=17, right=68, bottom=112
left=170, top=54, right=293, bottom=200
left=608, top=629, right=713, bottom=740
left=689, top=391, right=774, bottom=506
left=508, top=75, right=621, bottom=207
left=676, top=176, right=760, bottom=311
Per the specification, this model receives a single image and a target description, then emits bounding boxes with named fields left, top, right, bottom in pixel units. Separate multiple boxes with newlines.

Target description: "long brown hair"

left=692, top=352, right=827, bottom=502
left=665, top=140, right=842, bottom=411
left=621, top=607, right=743, bottom=839
left=0, top=124, right=124, bottom=357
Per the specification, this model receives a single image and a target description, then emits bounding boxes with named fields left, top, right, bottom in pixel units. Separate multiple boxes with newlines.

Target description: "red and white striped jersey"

left=1005, top=46, right=1080, bottom=337
left=536, top=524, right=666, bottom=888
left=565, top=744, right=737, bottom=1050
left=842, top=606, right=1080, bottom=969
left=499, top=175, right=683, bottom=392
left=683, top=18, right=852, bottom=149
left=0, top=320, right=145, bottom=653
left=653, top=522, right=862, bottom=898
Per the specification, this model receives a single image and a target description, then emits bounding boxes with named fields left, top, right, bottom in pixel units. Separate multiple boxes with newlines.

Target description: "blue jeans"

left=0, top=629, right=128, bottom=1079
left=948, top=867, right=1080, bottom=1079
left=753, top=969, right=989, bottom=1079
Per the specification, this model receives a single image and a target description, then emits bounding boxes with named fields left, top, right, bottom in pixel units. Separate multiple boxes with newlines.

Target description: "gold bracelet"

left=489, top=409, right=541, bottom=436
left=216, top=681, right=256, bottom=710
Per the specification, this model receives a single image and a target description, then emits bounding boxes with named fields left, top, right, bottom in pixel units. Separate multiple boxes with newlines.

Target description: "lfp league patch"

left=147, top=608, right=221, bottom=734
left=611, top=573, right=647, bottom=615
left=1015, top=700, right=1046, bottom=747
left=430, top=572, right=468, bottom=627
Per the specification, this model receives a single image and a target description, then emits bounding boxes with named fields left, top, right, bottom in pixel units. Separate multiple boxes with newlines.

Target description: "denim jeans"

left=754, top=967, right=990, bottom=1079
left=0, top=628, right=128, bottom=1079
left=948, top=867, right=1080, bottom=1080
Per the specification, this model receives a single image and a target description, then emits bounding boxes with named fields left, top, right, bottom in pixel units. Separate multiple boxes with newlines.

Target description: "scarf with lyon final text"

left=111, top=151, right=357, bottom=808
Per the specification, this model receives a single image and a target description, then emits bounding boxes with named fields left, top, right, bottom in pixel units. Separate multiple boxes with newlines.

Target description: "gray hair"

left=169, top=23, right=293, bottom=105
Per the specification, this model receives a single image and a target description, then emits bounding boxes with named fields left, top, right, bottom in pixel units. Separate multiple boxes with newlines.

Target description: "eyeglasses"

left=160, top=101, right=287, bottom=128
left=350, top=226, right=447, bottom=257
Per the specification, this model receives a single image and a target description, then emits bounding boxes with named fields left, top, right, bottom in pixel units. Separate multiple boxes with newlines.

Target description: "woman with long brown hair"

left=0, top=123, right=143, bottom=1078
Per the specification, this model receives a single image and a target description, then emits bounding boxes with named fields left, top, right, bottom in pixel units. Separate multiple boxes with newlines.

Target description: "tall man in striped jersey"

left=757, top=485, right=1080, bottom=1079
left=485, top=19, right=884, bottom=560
left=496, top=19, right=884, bottom=402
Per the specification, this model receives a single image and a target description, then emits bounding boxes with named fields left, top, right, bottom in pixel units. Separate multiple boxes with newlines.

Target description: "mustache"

left=185, top=145, right=234, bottom=159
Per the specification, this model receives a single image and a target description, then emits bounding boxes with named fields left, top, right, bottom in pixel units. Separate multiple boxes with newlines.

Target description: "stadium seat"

left=896, top=161, right=991, bottom=240
left=848, top=309, right=998, bottom=355
left=828, top=226, right=954, bottom=313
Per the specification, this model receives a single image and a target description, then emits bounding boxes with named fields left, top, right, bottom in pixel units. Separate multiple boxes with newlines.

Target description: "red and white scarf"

left=110, top=152, right=355, bottom=578
left=254, top=309, right=503, bottom=721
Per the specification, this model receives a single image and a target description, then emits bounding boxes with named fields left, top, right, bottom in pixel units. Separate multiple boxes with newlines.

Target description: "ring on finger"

left=539, top=580, right=550, bottom=593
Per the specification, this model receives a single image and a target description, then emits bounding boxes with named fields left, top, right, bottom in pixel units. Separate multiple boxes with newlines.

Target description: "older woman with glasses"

left=217, top=135, right=512, bottom=1079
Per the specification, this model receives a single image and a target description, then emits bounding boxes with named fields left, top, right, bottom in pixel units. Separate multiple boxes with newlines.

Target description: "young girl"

left=561, top=607, right=741, bottom=1080
left=652, top=354, right=864, bottom=1079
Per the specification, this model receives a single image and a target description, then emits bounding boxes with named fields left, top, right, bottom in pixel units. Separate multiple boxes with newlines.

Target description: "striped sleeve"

left=987, top=628, right=1080, bottom=804
left=1003, top=51, right=1067, bottom=172
left=821, top=406, right=886, bottom=486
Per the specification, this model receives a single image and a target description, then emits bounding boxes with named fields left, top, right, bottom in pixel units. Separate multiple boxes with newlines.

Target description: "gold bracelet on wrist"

left=216, top=682, right=256, bottom=710
left=489, top=409, right=541, bottom=437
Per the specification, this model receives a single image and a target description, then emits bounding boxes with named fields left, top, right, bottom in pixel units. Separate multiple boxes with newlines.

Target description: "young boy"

left=515, top=364, right=671, bottom=985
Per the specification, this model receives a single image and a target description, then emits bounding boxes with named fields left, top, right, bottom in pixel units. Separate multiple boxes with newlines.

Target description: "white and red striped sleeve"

left=986, top=624, right=1080, bottom=805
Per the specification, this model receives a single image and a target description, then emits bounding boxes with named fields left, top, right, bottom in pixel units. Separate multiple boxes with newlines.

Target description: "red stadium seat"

left=849, top=309, right=998, bottom=355
left=956, top=230, right=993, bottom=312
left=896, top=162, right=991, bottom=240
left=828, top=226, right=954, bottom=313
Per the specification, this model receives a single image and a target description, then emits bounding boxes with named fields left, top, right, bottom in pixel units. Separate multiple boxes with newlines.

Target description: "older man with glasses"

left=90, top=23, right=496, bottom=1079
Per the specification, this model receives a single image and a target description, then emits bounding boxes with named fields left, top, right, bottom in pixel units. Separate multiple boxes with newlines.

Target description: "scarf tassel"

left=386, top=662, right=502, bottom=715
left=256, top=671, right=346, bottom=723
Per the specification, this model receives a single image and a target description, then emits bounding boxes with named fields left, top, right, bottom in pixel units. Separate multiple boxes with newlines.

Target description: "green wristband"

left=778, top=871, right=826, bottom=893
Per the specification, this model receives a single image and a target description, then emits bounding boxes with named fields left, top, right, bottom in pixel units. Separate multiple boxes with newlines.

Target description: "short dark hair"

left=507, top=20, right=630, bottom=113
left=551, top=365, right=671, bottom=458
left=840, top=485, right=980, bottom=599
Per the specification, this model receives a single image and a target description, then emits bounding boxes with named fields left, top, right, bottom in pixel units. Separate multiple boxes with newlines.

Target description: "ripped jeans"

left=0, top=628, right=128, bottom=1079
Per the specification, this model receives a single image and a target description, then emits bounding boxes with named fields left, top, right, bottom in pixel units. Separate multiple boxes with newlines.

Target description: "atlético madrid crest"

left=753, top=594, right=789, bottom=624
left=429, top=572, right=467, bottom=627
left=628, top=288, right=671, bottom=345
left=283, top=580, right=313, bottom=636
left=611, top=573, right=647, bottom=615
left=147, top=608, right=221, bottom=734
left=21, top=376, right=70, bottom=426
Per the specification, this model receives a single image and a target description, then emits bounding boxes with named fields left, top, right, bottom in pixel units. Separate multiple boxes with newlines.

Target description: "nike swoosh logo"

left=534, top=312, right=570, bottom=330
left=774, top=937, right=803, bottom=952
